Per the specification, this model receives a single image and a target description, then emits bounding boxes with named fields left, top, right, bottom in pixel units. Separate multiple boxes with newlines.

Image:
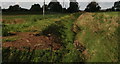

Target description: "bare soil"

left=2, top=18, right=25, bottom=24
left=2, top=32, right=61, bottom=50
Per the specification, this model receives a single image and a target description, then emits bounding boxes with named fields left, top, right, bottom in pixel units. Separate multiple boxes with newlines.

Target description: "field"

left=2, top=12, right=120, bottom=62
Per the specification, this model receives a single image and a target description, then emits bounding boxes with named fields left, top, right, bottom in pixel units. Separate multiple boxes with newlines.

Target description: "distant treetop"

left=113, top=1, right=120, bottom=11
left=8, top=5, right=21, bottom=11
left=67, top=0, right=79, bottom=13
left=30, top=4, right=42, bottom=11
left=48, top=0, right=62, bottom=12
left=85, top=1, right=101, bottom=12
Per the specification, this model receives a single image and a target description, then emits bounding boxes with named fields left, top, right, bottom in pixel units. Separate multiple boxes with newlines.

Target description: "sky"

left=0, top=0, right=119, bottom=10
left=0, top=0, right=119, bottom=2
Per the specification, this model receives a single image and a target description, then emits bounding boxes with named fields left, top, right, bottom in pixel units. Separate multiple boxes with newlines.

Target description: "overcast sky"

left=0, top=0, right=119, bottom=2
left=0, top=0, right=119, bottom=10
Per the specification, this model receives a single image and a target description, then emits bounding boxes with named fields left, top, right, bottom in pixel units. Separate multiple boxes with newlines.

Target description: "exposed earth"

left=2, top=32, right=61, bottom=50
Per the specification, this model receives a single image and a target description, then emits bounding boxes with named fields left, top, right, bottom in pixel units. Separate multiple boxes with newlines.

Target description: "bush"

left=2, top=24, right=10, bottom=36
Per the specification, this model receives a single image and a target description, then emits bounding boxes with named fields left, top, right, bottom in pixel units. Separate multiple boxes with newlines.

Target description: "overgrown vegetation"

left=2, top=12, right=119, bottom=62
left=2, top=13, right=84, bottom=62
left=73, top=12, right=120, bottom=62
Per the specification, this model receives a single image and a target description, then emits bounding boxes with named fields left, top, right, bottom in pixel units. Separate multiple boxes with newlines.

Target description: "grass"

left=2, top=12, right=120, bottom=62
left=2, top=13, right=84, bottom=62
left=2, top=14, right=68, bottom=36
left=74, top=12, right=119, bottom=62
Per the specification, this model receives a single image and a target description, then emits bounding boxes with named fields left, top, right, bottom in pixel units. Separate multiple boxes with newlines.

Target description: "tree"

left=48, top=0, right=62, bottom=12
left=0, top=6, right=1, bottom=13
left=85, top=1, right=101, bottom=12
left=30, top=4, right=42, bottom=12
left=106, top=8, right=113, bottom=11
left=113, top=1, right=120, bottom=11
left=67, top=0, right=79, bottom=13
left=0, top=6, right=1, bottom=10
left=8, top=5, right=21, bottom=11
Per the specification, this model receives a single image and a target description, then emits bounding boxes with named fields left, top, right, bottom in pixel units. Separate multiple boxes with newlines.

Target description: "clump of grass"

left=2, top=24, right=11, bottom=36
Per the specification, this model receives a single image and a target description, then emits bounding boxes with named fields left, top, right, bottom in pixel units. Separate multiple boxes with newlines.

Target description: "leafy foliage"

left=67, top=1, right=79, bottom=13
left=48, top=0, right=62, bottom=12
left=30, top=4, right=42, bottom=12
left=85, top=1, right=101, bottom=12
left=113, top=1, right=120, bottom=11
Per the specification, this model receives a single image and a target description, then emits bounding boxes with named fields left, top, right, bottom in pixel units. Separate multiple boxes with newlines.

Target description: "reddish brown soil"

left=2, top=32, right=61, bottom=50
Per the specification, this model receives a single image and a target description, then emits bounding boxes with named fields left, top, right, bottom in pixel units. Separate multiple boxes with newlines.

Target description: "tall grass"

left=74, top=12, right=119, bottom=62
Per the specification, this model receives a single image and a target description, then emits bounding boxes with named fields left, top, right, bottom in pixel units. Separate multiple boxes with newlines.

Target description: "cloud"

left=15, top=2, right=19, bottom=4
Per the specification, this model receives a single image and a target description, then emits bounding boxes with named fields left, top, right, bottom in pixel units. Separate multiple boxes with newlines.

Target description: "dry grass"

left=73, top=12, right=119, bottom=62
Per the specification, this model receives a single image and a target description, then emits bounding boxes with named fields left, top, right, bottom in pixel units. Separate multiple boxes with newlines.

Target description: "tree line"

left=1, top=0, right=120, bottom=14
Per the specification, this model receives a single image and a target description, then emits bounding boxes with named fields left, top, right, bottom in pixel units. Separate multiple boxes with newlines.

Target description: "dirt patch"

left=2, top=32, right=61, bottom=50
left=13, top=19, right=25, bottom=24
left=2, top=18, right=25, bottom=24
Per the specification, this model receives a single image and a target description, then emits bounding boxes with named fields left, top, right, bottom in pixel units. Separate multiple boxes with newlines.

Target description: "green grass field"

left=2, top=12, right=120, bottom=62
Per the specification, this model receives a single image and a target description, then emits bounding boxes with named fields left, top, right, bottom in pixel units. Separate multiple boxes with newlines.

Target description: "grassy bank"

left=73, top=12, right=120, bottom=62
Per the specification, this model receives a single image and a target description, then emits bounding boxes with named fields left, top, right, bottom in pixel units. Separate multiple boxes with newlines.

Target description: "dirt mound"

left=3, top=32, right=61, bottom=50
